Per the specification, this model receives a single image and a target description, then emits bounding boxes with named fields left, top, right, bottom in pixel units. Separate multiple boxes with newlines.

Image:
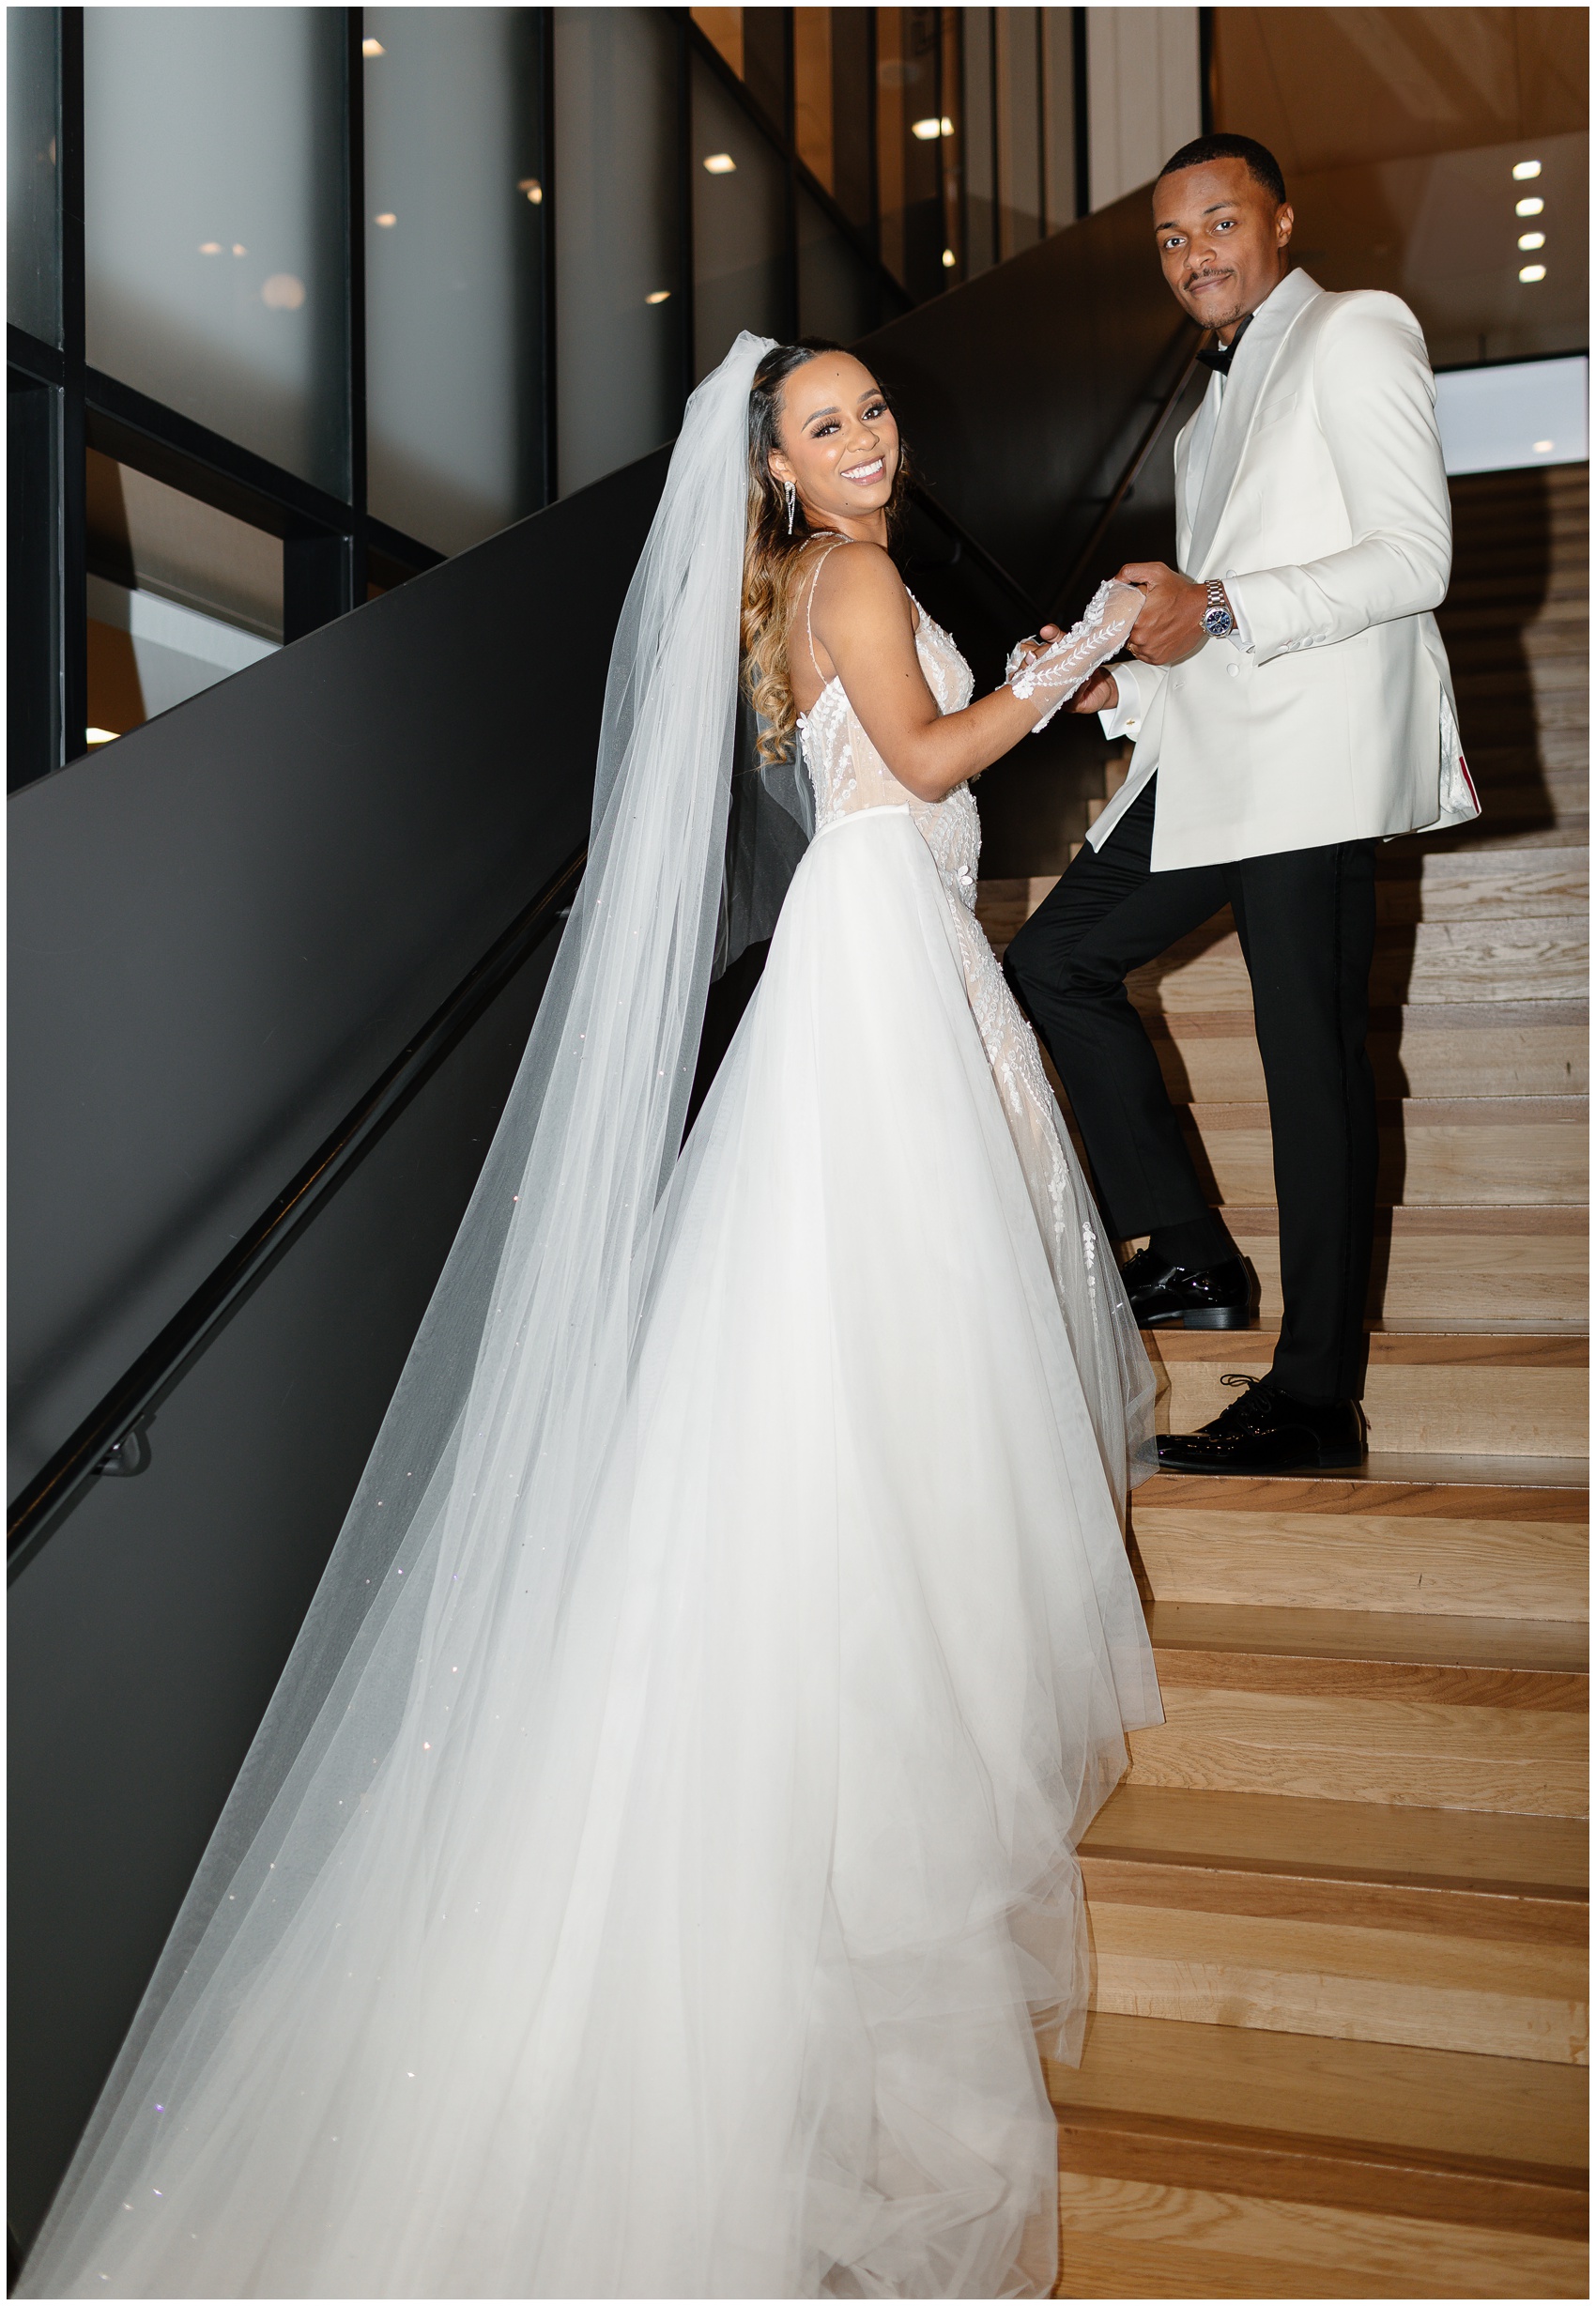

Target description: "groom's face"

left=1152, top=158, right=1294, bottom=338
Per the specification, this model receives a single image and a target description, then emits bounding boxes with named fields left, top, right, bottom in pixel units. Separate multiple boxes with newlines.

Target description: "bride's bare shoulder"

left=808, top=540, right=914, bottom=634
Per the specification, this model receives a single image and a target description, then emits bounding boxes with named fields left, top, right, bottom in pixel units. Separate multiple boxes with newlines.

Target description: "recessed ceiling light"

left=361, top=37, right=384, bottom=57
left=198, top=240, right=222, bottom=254
left=518, top=177, right=543, bottom=204
left=1533, top=439, right=1555, bottom=454
left=941, top=247, right=956, bottom=269
left=1518, top=231, right=1545, bottom=251
left=702, top=152, right=736, bottom=175
left=86, top=728, right=118, bottom=745
left=1512, top=159, right=1542, bottom=179
left=1516, top=195, right=1543, bottom=216
left=374, top=212, right=397, bottom=228
left=912, top=115, right=954, bottom=140
left=1519, top=263, right=1546, bottom=282
left=231, top=243, right=246, bottom=256
left=645, top=289, right=671, bottom=305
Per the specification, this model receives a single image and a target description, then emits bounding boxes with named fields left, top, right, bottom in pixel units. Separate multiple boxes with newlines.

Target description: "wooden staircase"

left=979, top=461, right=1589, bottom=2297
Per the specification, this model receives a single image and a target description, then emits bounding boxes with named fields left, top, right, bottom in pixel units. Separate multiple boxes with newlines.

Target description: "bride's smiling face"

left=767, top=354, right=899, bottom=531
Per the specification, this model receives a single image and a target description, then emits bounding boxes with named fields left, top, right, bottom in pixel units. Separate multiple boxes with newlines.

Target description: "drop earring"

left=784, top=480, right=796, bottom=534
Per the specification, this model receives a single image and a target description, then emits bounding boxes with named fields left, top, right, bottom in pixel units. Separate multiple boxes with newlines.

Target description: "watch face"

left=1203, top=605, right=1233, bottom=638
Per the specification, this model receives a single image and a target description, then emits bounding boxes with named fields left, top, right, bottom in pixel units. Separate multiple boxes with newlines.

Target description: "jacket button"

left=1228, top=662, right=1240, bottom=678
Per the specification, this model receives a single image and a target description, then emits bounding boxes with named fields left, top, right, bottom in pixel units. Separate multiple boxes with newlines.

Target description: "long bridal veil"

left=21, top=331, right=1153, bottom=2298
left=20, top=333, right=777, bottom=2298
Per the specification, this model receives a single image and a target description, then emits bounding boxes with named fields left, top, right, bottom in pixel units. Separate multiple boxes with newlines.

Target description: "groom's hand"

left=1116, top=561, right=1208, bottom=666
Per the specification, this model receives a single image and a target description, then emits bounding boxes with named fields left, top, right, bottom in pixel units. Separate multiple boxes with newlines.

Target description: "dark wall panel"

left=9, top=447, right=669, bottom=1499
left=8, top=924, right=559, bottom=2252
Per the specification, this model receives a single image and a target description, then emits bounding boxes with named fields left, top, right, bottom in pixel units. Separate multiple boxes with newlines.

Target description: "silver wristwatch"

left=1201, top=579, right=1235, bottom=640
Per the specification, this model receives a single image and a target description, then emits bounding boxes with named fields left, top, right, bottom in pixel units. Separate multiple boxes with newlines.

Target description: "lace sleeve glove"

left=1004, top=579, right=1144, bottom=732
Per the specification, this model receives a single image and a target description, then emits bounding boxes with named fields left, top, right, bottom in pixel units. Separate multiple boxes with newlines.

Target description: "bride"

left=21, top=334, right=1159, bottom=2300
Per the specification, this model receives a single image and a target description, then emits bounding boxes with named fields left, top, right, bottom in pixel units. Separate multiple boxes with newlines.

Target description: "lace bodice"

left=797, top=591, right=982, bottom=915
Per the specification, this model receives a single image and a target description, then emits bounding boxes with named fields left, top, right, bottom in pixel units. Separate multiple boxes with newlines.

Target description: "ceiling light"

left=1533, top=439, right=1555, bottom=454
left=1518, top=231, right=1545, bottom=251
left=941, top=247, right=956, bottom=269
left=198, top=240, right=222, bottom=254
left=85, top=728, right=118, bottom=746
left=518, top=177, right=544, bottom=204
left=262, top=271, right=306, bottom=309
left=702, top=152, right=736, bottom=175
left=1516, top=195, right=1543, bottom=216
left=911, top=115, right=953, bottom=140
left=231, top=243, right=246, bottom=256
left=1519, top=263, right=1546, bottom=282
left=361, top=37, right=384, bottom=56
left=1512, top=159, right=1542, bottom=179
left=645, top=289, right=671, bottom=304
left=374, top=212, right=396, bottom=227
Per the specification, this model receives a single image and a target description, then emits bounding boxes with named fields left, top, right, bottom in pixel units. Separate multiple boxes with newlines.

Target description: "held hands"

left=1005, top=578, right=1143, bottom=726
left=1009, top=627, right=1116, bottom=715
left=1115, top=562, right=1209, bottom=666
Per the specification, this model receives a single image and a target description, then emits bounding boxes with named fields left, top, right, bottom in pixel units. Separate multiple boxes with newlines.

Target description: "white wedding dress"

left=22, top=341, right=1158, bottom=2301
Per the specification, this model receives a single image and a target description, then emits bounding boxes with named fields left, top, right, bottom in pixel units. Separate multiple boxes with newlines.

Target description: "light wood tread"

left=1082, top=1785, right=1588, bottom=1903
left=1134, top=1453, right=1591, bottom=1504
left=1145, top=1602, right=1588, bottom=1688
left=1049, top=2015, right=1588, bottom=2214
left=1144, top=1326, right=1588, bottom=1368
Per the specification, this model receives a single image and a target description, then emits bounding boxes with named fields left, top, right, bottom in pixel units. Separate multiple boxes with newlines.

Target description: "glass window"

left=797, top=190, right=881, bottom=344
left=8, top=6, right=62, bottom=346
left=86, top=574, right=279, bottom=746
left=740, top=10, right=790, bottom=133
left=83, top=8, right=349, bottom=498
left=86, top=450, right=283, bottom=639
left=692, top=55, right=788, bottom=381
left=829, top=9, right=876, bottom=236
left=876, top=7, right=944, bottom=299
left=554, top=8, right=685, bottom=497
left=794, top=10, right=834, bottom=192
left=692, top=8, right=744, bottom=80
left=364, top=8, right=546, bottom=556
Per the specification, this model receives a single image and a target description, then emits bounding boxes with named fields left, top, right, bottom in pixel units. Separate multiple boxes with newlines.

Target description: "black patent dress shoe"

left=1158, top=1375, right=1368, bottom=1474
left=1120, top=1247, right=1253, bottom=1331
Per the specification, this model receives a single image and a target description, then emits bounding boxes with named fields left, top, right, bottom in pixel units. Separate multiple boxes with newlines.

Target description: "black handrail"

left=1050, top=329, right=1205, bottom=616
left=907, top=483, right=1044, bottom=624
left=7, top=844, right=588, bottom=1583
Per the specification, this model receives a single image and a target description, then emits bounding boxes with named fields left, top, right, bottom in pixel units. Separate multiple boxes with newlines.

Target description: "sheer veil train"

left=20, top=331, right=1159, bottom=2299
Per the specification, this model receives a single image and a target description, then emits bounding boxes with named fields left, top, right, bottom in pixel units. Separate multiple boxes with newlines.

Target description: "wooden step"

left=1135, top=1002, right=1588, bottom=1102
left=1123, top=1605, right=1588, bottom=1816
left=1147, top=1327, right=1588, bottom=1459
left=1374, top=846, right=1588, bottom=920
left=1178, top=1098, right=1587, bottom=1207
left=1050, top=2015, right=1588, bottom=2297
left=1082, top=1781, right=1588, bottom=2060
left=1128, top=916, right=1588, bottom=1012
left=1128, top=1458, right=1588, bottom=1620
left=1221, top=1207, right=1589, bottom=1331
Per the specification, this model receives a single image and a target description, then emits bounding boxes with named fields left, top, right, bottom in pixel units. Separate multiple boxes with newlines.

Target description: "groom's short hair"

left=1157, top=132, right=1287, bottom=208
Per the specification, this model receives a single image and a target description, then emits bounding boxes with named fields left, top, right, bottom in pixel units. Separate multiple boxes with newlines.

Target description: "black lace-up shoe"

left=1158, top=1375, right=1368, bottom=1474
left=1120, top=1247, right=1253, bottom=1331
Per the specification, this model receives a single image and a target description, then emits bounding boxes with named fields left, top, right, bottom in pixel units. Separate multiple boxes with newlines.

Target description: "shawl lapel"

left=1186, top=269, right=1324, bottom=576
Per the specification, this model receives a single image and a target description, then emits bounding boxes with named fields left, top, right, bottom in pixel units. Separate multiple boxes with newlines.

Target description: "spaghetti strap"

left=804, top=536, right=852, bottom=685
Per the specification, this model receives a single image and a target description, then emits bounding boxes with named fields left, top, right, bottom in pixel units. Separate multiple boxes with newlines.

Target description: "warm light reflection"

left=375, top=212, right=397, bottom=228
left=941, top=248, right=956, bottom=269
left=1516, top=196, right=1544, bottom=216
left=198, top=240, right=223, bottom=254
left=912, top=116, right=954, bottom=140
left=702, top=152, right=736, bottom=175
left=1533, top=439, right=1556, bottom=454
left=232, top=243, right=246, bottom=257
left=1519, top=263, right=1547, bottom=282
left=645, top=289, right=671, bottom=304
left=361, top=37, right=385, bottom=57
left=518, top=177, right=544, bottom=204
left=1518, top=232, right=1545, bottom=251
left=86, top=728, right=118, bottom=745
left=262, top=272, right=306, bottom=310
left=1512, top=160, right=1542, bottom=179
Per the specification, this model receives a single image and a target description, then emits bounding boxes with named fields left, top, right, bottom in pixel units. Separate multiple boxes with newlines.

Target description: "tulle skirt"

left=38, top=808, right=1159, bottom=2298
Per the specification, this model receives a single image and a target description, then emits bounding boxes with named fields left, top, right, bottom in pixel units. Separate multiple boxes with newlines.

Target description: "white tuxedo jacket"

left=1092, top=268, right=1479, bottom=870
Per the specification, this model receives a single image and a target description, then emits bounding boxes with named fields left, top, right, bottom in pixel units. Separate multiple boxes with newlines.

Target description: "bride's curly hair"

left=742, top=340, right=913, bottom=765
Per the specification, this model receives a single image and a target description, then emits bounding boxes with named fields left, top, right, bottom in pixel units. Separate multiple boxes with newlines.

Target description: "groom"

left=1005, top=132, right=1476, bottom=1474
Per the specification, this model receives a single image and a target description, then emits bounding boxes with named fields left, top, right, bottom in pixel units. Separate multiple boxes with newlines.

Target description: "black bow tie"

left=1196, top=314, right=1254, bottom=377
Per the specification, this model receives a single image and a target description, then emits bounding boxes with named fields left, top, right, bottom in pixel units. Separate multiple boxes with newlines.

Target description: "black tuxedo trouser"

left=1003, top=777, right=1378, bottom=1406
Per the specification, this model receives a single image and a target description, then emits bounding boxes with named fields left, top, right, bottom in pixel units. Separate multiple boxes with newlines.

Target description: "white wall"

left=1087, top=7, right=1203, bottom=213
left=1435, top=356, right=1589, bottom=476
